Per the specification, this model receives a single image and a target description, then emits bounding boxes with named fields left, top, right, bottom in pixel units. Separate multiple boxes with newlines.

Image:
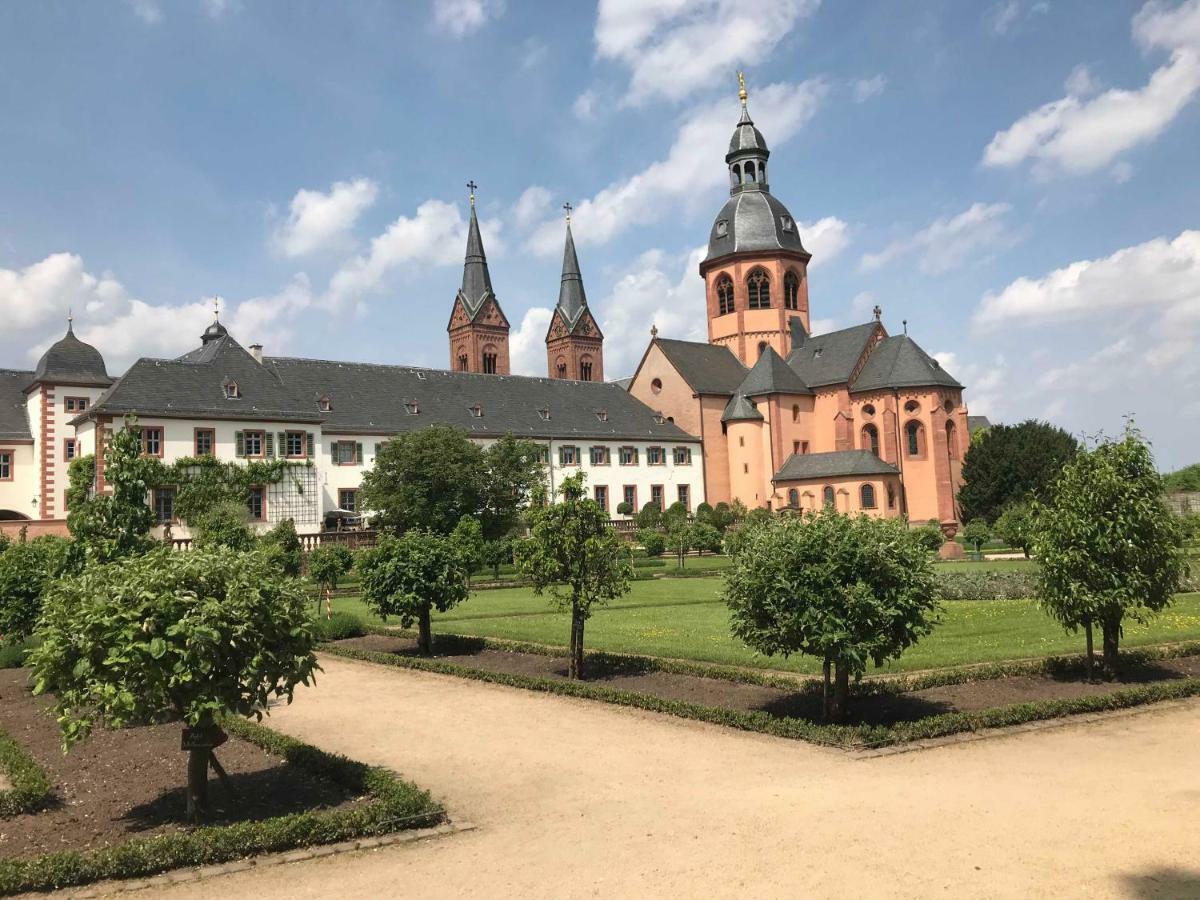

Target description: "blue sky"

left=2, top=0, right=1198, bottom=469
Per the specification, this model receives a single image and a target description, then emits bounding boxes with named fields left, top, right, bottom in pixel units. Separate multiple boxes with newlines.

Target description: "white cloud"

left=127, top=0, right=162, bottom=24
left=861, top=202, right=1014, bottom=275
left=989, top=0, right=1021, bottom=35
left=594, top=0, right=821, bottom=105
left=933, top=351, right=1008, bottom=418
left=851, top=75, right=886, bottom=103
left=431, top=0, right=504, bottom=37
left=1037, top=337, right=1134, bottom=392
left=272, top=178, right=378, bottom=258
left=596, top=246, right=710, bottom=377
left=511, top=186, right=554, bottom=231
left=526, top=79, right=828, bottom=256
left=798, top=217, right=850, bottom=264
left=520, top=37, right=548, bottom=69
left=983, top=0, right=1200, bottom=176
left=1063, top=64, right=1100, bottom=97
left=509, top=306, right=554, bottom=376
left=573, top=89, right=599, bottom=121
left=0, top=253, right=129, bottom=331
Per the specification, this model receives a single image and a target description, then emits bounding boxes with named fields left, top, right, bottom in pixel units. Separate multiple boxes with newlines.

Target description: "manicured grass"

left=331, top=582, right=1200, bottom=676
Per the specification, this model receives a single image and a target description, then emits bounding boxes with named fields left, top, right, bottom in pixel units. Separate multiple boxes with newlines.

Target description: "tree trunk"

left=821, top=658, right=831, bottom=722
left=575, top=612, right=586, bottom=680
left=1101, top=615, right=1122, bottom=681
left=568, top=600, right=584, bottom=680
left=417, top=606, right=432, bottom=656
left=185, top=714, right=213, bottom=824
left=1084, top=618, right=1094, bottom=682
left=830, top=661, right=850, bottom=723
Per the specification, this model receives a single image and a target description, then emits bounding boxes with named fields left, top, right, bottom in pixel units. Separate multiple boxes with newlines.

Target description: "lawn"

left=329, top=577, right=1200, bottom=675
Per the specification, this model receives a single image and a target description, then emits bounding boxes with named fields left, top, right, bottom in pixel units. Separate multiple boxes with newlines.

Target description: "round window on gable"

left=904, top=399, right=919, bottom=413
left=651, top=377, right=663, bottom=395
left=862, top=403, right=876, bottom=417
left=944, top=399, right=954, bottom=413
left=715, top=219, right=729, bottom=238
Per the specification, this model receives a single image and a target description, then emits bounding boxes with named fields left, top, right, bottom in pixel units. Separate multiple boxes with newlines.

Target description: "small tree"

left=637, top=528, right=665, bottom=557
left=615, top=501, right=633, bottom=517
left=307, top=543, right=354, bottom=616
left=357, top=531, right=468, bottom=655
left=962, top=519, right=991, bottom=555
left=994, top=502, right=1035, bottom=558
left=29, top=548, right=317, bottom=822
left=260, top=518, right=303, bottom=576
left=479, top=435, right=546, bottom=540
left=708, top=501, right=735, bottom=532
left=192, top=500, right=255, bottom=552
left=724, top=509, right=939, bottom=722
left=912, top=520, right=945, bottom=553
left=635, top=501, right=663, bottom=530
left=451, top=516, right=484, bottom=586
left=691, top=521, right=723, bottom=555
left=1034, top=424, right=1186, bottom=680
left=481, top=536, right=513, bottom=579
left=0, top=536, right=72, bottom=642
left=516, top=474, right=632, bottom=679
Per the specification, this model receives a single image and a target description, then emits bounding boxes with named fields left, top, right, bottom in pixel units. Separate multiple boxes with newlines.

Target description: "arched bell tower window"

left=747, top=269, right=771, bottom=309
left=784, top=271, right=800, bottom=311
left=730, top=163, right=742, bottom=186
left=555, top=357, right=567, bottom=379
left=482, top=344, right=498, bottom=375
left=580, top=355, right=593, bottom=382
left=716, top=275, right=735, bottom=316
left=744, top=161, right=756, bottom=183
left=822, top=486, right=835, bottom=507
left=862, top=423, right=880, bottom=457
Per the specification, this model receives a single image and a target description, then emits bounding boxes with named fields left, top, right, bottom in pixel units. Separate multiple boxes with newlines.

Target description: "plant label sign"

left=180, top=724, right=228, bottom=752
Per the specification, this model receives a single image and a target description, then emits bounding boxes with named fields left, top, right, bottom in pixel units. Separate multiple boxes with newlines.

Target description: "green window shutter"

left=277, top=432, right=286, bottom=455
left=374, top=443, right=381, bottom=457
left=330, top=442, right=339, bottom=466
left=264, top=432, right=274, bottom=458
left=234, top=431, right=244, bottom=458
left=355, top=442, right=364, bottom=465
left=306, top=432, right=315, bottom=458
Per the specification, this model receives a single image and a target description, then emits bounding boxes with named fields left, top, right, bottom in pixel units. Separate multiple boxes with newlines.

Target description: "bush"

left=0, top=726, right=52, bottom=818
left=637, top=529, right=665, bottom=557
left=691, top=521, right=723, bottom=555
left=310, top=611, right=367, bottom=642
left=307, top=544, right=354, bottom=592
left=615, top=501, right=633, bottom=516
left=935, top=570, right=1038, bottom=601
left=0, top=536, right=73, bottom=641
left=192, top=500, right=255, bottom=552
left=635, top=502, right=663, bottom=530
left=962, top=519, right=991, bottom=553
left=259, top=518, right=303, bottom=576
left=912, top=520, right=945, bottom=553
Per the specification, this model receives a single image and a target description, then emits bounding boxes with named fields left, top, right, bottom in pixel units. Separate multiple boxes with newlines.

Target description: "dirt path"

left=146, top=654, right=1200, bottom=899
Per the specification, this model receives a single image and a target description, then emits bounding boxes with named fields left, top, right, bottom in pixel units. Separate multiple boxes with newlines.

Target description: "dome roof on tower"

left=727, top=105, right=768, bottom=160
left=704, top=191, right=809, bottom=263
left=33, top=322, right=111, bottom=386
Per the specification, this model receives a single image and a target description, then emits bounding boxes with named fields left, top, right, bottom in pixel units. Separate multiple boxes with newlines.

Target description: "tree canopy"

left=1163, top=463, right=1200, bottom=493
left=0, top=536, right=73, bottom=641
left=957, top=419, right=1078, bottom=523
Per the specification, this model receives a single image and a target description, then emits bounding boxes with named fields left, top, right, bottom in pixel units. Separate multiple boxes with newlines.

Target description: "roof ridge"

left=266, top=356, right=624, bottom=388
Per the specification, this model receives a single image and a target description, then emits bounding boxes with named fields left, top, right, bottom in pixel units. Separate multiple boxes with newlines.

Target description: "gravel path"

left=146, top=654, right=1200, bottom=899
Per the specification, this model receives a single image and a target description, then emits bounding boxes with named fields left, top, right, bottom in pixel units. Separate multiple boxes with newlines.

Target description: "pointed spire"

left=67, top=308, right=74, bottom=334
left=556, top=211, right=588, bottom=328
left=457, top=183, right=494, bottom=317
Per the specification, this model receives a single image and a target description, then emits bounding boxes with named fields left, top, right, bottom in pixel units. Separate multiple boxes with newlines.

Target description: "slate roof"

left=967, top=415, right=992, bottom=435
left=653, top=339, right=747, bottom=395
left=31, top=325, right=112, bottom=387
left=721, top=393, right=763, bottom=423
left=555, top=223, right=589, bottom=331
left=852, top=335, right=962, bottom=392
left=0, top=370, right=33, bottom=441
left=736, top=345, right=812, bottom=397
left=704, top=190, right=808, bottom=263
left=456, top=204, right=497, bottom=321
left=774, top=449, right=899, bottom=481
left=785, top=322, right=880, bottom=388
left=727, top=102, right=768, bottom=159
left=610, top=376, right=633, bottom=391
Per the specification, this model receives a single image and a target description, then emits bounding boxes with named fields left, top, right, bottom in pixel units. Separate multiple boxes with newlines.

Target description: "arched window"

left=784, top=271, right=800, bottom=310
left=886, top=483, right=896, bottom=508
left=945, top=420, right=958, bottom=460
left=904, top=399, right=920, bottom=413
left=650, top=377, right=663, bottom=395
left=482, top=344, right=498, bottom=375
left=791, top=403, right=800, bottom=422
left=732, top=163, right=743, bottom=185
left=862, top=423, right=880, bottom=457
left=861, top=484, right=876, bottom=509
left=744, top=161, right=756, bottom=182
left=747, top=270, right=771, bottom=309
left=757, top=341, right=768, bottom=359
left=905, top=420, right=924, bottom=457
left=457, top=353, right=468, bottom=372
left=788, top=488, right=799, bottom=508
left=716, top=275, right=735, bottom=315
left=822, top=485, right=835, bottom=507
left=861, top=403, right=876, bottom=417
left=555, top=358, right=567, bottom=379
left=580, top=355, right=593, bottom=382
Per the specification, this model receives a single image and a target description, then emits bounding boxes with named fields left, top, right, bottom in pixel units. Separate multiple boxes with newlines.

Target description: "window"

left=788, top=488, right=799, bottom=508
left=153, top=487, right=175, bottom=524
left=405, top=400, right=420, bottom=415
left=905, top=421, right=924, bottom=457
left=242, top=430, right=264, bottom=458
left=647, top=446, right=665, bottom=465
left=594, top=485, right=608, bottom=511
left=64, top=438, right=77, bottom=462
left=470, top=404, right=483, bottom=418
left=140, top=427, right=163, bottom=457
left=338, top=489, right=358, bottom=512
left=716, top=275, right=735, bottom=315
left=458, top=354, right=469, bottom=372
left=194, top=428, right=215, bottom=457
left=747, top=270, right=771, bottom=309
left=0, top=450, right=11, bottom=481
left=224, top=382, right=240, bottom=399
left=861, top=484, right=877, bottom=509
left=335, top=441, right=358, bottom=466
left=946, top=421, right=959, bottom=460
left=555, top=360, right=567, bottom=379
left=537, top=407, right=551, bottom=421
left=793, top=441, right=800, bottom=454
left=247, top=486, right=265, bottom=521
left=784, top=271, right=800, bottom=310
left=738, top=436, right=744, bottom=447
left=483, top=346, right=498, bottom=374
left=595, top=409, right=608, bottom=422
left=589, top=446, right=610, bottom=466
left=64, top=396, right=89, bottom=412
left=619, top=446, right=638, bottom=466
left=904, top=399, right=920, bottom=413
left=887, top=484, right=896, bottom=509
left=580, top=358, right=593, bottom=382
left=757, top=341, right=768, bottom=359
left=537, top=446, right=550, bottom=464
left=319, top=395, right=332, bottom=412
left=622, top=485, right=637, bottom=511
left=801, top=441, right=810, bottom=454
left=650, top=378, right=663, bottom=395
left=673, top=446, right=691, bottom=465
left=861, top=403, right=876, bottom=417
left=650, top=484, right=664, bottom=510
left=559, top=445, right=579, bottom=466
left=822, top=486, right=835, bottom=507
left=862, top=424, right=880, bottom=457
left=780, top=215, right=794, bottom=232
left=716, top=219, right=729, bottom=237
left=285, top=431, right=306, bottom=458
left=792, top=403, right=800, bottom=422
left=677, top=484, right=690, bottom=509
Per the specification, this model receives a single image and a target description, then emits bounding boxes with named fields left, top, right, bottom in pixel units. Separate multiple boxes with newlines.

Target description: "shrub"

left=615, top=501, right=633, bottom=516
left=912, top=520, right=945, bottom=553
left=691, top=521, right=723, bottom=555
left=962, top=519, right=991, bottom=553
left=308, top=543, right=354, bottom=594
left=259, top=518, right=303, bottom=577
left=0, top=536, right=73, bottom=641
left=635, top=502, right=663, bottom=530
left=310, top=611, right=367, bottom=642
left=935, top=570, right=1038, bottom=601
left=637, top=529, right=665, bottom=557
left=192, top=500, right=255, bottom=552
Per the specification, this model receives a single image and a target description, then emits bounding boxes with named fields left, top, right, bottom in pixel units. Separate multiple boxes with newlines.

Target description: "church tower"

left=698, top=74, right=812, bottom=367
left=545, top=206, right=604, bottom=381
left=447, top=183, right=510, bottom=375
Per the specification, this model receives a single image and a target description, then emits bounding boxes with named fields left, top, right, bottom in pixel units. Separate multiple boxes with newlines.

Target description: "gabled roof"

left=737, top=345, right=812, bottom=397
left=851, top=335, right=962, bottom=392
left=774, top=449, right=898, bottom=481
left=721, top=392, right=763, bottom=423
left=653, top=338, right=747, bottom=395
left=785, top=322, right=880, bottom=388
left=0, top=370, right=33, bottom=441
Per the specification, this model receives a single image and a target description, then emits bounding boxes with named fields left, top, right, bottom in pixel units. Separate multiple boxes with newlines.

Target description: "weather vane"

left=738, top=71, right=747, bottom=104
left=467, top=180, right=477, bottom=207
left=563, top=201, right=573, bottom=225
left=212, top=297, right=220, bottom=321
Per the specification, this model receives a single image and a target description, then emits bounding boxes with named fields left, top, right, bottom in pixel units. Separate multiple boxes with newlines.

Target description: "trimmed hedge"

left=310, top=611, right=368, bottom=642
left=0, top=715, right=441, bottom=896
left=0, top=727, right=52, bottom=818
left=323, top=637, right=1200, bottom=750
left=934, top=570, right=1038, bottom=600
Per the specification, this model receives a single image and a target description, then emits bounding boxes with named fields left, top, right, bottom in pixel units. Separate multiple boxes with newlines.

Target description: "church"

left=0, top=76, right=970, bottom=539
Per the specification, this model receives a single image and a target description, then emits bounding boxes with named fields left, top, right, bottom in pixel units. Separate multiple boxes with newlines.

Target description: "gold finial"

left=737, top=71, right=747, bottom=104
left=467, top=179, right=477, bottom=207
left=563, top=201, right=573, bottom=225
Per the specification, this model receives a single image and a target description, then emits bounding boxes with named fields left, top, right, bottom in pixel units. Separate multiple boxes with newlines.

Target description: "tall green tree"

left=1034, top=424, right=1186, bottom=680
left=958, top=419, right=1078, bottom=523
left=724, top=509, right=939, bottom=722
left=516, top=473, right=632, bottom=679
left=29, top=547, right=318, bottom=822
left=357, top=530, right=469, bottom=655
left=479, top=435, right=546, bottom=540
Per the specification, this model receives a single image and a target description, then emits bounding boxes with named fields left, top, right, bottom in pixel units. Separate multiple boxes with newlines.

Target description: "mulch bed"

left=334, top=633, right=1200, bottom=727
left=0, top=668, right=367, bottom=860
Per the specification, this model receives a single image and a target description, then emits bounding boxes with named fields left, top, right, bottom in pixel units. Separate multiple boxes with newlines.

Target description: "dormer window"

left=404, top=400, right=419, bottom=415
left=470, top=404, right=483, bottom=418
left=715, top=219, right=728, bottom=238
left=595, top=409, right=608, bottom=422
left=653, top=414, right=666, bottom=425
left=318, top=395, right=332, bottom=412
left=224, top=382, right=240, bottom=399
left=780, top=215, right=795, bottom=232
left=812, top=348, right=823, bottom=359
left=538, top=407, right=551, bottom=421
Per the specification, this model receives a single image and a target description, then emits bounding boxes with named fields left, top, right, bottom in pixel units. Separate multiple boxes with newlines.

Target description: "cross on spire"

left=212, top=297, right=221, bottom=321
left=563, top=201, right=573, bottom=224
left=467, top=180, right=478, bottom=207
left=873, top=304, right=882, bottom=321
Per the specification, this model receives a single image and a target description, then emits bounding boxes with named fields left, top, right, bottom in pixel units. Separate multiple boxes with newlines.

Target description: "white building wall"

left=0, top=442, right=36, bottom=519
left=45, top=384, right=110, bottom=519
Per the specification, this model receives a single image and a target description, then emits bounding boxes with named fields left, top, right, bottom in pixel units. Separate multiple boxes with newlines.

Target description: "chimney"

left=249, top=343, right=263, bottom=364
